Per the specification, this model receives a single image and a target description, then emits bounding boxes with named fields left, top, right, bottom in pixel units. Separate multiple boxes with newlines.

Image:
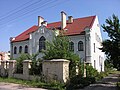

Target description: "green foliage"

left=0, top=77, right=65, bottom=90
left=42, top=35, right=70, bottom=60
left=42, top=35, right=80, bottom=78
left=29, top=59, right=42, bottom=75
left=66, top=75, right=95, bottom=89
left=101, top=14, right=120, bottom=70
left=104, top=59, right=114, bottom=72
left=15, top=53, right=31, bottom=73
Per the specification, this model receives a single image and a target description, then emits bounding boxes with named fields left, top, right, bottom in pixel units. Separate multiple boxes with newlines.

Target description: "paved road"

left=0, top=82, right=47, bottom=90
left=79, top=73, right=120, bottom=90
left=0, top=73, right=120, bottom=90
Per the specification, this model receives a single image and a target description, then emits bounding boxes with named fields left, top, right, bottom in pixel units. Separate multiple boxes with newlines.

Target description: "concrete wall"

left=0, top=59, right=70, bottom=83
left=42, top=59, right=70, bottom=83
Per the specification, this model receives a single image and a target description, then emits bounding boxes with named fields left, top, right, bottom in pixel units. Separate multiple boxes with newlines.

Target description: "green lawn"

left=0, top=77, right=65, bottom=90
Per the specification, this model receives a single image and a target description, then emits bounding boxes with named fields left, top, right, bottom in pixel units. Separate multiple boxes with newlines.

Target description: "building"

left=0, top=51, right=10, bottom=60
left=10, top=11, right=104, bottom=72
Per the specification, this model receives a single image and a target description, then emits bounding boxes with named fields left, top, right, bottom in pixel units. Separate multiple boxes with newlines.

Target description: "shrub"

left=29, top=59, right=42, bottom=75
left=15, top=53, right=31, bottom=74
left=42, top=35, right=80, bottom=78
left=66, top=75, right=95, bottom=89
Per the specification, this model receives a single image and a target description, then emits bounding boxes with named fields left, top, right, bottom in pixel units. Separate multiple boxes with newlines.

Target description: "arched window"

left=78, top=41, right=84, bottom=51
left=24, top=45, right=28, bottom=53
left=69, top=41, right=74, bottom=51
left=19, top=46, right=22, bottom=53
left=39, top=36, right=46, bottom=52
left=14, top=46, right=17, bottom=54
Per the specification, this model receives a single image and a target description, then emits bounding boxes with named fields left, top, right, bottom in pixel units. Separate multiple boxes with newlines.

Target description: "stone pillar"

left=8, top=60, right=16, bottom=77
left=0, top=60, right=6, bottom=76
left=0, top=60, right=2, bottom=69
left=42, top=59, right=70, bottom=83
left=23, top=60, right=32, bottom=80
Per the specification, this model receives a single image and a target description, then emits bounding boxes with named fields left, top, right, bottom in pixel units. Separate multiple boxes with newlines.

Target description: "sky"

left=0, top=0, right=120, bottom=52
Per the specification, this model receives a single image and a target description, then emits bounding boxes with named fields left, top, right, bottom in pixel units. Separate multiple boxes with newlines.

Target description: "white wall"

left=90, top=16, right=105, bottom=72
left=69, top=35, right=85, bottom=61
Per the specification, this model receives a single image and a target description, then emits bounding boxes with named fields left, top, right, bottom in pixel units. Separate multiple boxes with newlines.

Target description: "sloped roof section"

left=12, top=25, right=39, bottom=42
left=12, top=15, right=96, bottom=42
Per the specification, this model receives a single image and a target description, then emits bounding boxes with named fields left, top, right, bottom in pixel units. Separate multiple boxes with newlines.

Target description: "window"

left=14, top=46, right=17, bottom=54
left=94, top=43, right=95, bottom=52
left=39, top=36, right=46, bottom=52
left=24, top=45, right=28, bottom=53
left=19, top=46, right=22, bottom=53
left=94, top=60, right=96, bottom=69
left=69, top=41, right=74, bottom=51
left=78, top=41, right=83, bottom=51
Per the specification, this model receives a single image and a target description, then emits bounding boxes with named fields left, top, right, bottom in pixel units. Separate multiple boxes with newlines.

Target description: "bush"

left=42, top=35, right=80, bottom=78
left=66, top=75, right=95, bottom=89
left=29, top=59, right=42, bottom=75
left=15, top=54, right=31, bottom=74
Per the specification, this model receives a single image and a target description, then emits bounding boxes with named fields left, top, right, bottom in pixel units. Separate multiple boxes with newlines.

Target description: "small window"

left=94, top=60, right=96, bottom=69
left=19, top=46, right=22, bottom=53
left=39, top=36, right=46, bottom=52
left=69, top=41, right=74, bottom=51
left=78, top=41, right=84, bottom=51
left=14, top=46, right=17, bottom=54
left=94, top=43, right=95, bottom=52
left=24, top=45, right=28, bottom=53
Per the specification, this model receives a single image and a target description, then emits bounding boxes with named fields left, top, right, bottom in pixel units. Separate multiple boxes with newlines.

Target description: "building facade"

left=0, top=52, right=10, bottom=60
left=10, top=11, right=104, bottom=72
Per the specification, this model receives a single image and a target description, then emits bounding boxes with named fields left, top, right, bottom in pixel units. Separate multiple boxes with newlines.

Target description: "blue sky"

left=0, top=0, right=120, bottom=52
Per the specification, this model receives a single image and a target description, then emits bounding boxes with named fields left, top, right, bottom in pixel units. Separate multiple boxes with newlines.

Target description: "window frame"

left=19, top=46, right=22, bottom=53
left=14, top=46, right=17, bottom=54
left=69, top=41, right=74, bottom=51
left=24, top=45, right=28, bottom=53
left=78, top=41, right=84, bottom=51
left=39, top=36, right=46, bottom=52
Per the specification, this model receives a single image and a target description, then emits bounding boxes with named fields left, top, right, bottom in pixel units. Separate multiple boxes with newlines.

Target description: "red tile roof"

left=12, top=15, right=96, bottom=42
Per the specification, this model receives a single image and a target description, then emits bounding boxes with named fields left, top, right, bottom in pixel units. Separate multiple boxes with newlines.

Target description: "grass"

left=0, top=77, right=65, bottom=90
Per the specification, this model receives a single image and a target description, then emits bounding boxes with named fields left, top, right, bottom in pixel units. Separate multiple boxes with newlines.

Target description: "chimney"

left=61, top=11, right=67, bottom=29
left=68, top=16, right=73, bottom=23
left=38, top=16, right=44, bottom=27
left=41, top=21, right=47, bottom=26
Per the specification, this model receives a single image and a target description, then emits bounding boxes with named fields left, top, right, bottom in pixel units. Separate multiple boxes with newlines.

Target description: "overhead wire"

left=0, top=0, right=70, bottom=29
left=0, top=0, right=43, bottom=21
left=0, top=0, right=57, bottom=25
left=0, top=0, right=33, bottom=18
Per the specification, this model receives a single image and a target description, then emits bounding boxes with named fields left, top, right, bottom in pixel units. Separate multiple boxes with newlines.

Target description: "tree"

left=101, top=14, right=120, bottom=70
left=42, top=34, right=80, bottom=78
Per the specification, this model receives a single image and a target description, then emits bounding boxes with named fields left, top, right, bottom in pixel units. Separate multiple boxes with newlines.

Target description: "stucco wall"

left=90, top=16, right=105, bottom=72
left=42, top=59, right=70, bottom=83
left=29, top=26, right=54, bottom=59
left=11, top=40, right=29, bottom=59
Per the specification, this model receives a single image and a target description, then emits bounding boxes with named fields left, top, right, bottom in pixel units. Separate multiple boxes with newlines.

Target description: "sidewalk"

left=79, top=73, right=120, bottom=90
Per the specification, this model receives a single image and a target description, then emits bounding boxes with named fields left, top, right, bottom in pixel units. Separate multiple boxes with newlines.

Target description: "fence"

left=0, top=59, right=70, bottom=83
